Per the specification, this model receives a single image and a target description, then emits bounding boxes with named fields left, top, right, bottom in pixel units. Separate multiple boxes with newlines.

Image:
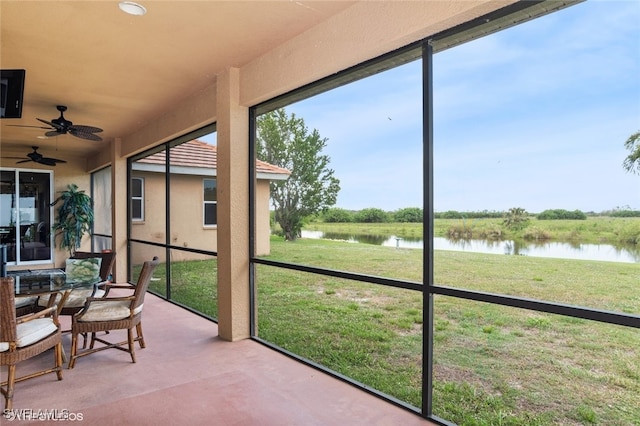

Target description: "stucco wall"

left=130, top=170, right=273, bottom=264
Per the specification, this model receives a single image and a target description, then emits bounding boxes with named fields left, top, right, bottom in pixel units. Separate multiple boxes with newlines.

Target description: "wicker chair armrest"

left=16, top=305, right=59, bottom=324
left=84, top=295, right=135, bottom=304
left=102, top=282, right=135, bottom=296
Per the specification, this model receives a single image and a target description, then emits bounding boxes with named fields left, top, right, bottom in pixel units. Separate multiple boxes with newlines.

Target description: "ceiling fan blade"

left=16, top=159, right=33, bottom=164
left=41, top=157, right=66, bottom=164
left=7, top=124, right=53, bottom=130
left=37, top=117, right=64, bottom=130
left=44, top=130, right=62, bottom=137
left=69, top=129, right=102, bottom=141
left=69, top=124, right=103, bottom=133
left=38, top=158, right=58, bottom=166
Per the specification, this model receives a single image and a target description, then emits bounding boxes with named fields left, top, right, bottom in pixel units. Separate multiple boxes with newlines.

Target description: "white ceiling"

left=0, top=1, right=355, bottom=160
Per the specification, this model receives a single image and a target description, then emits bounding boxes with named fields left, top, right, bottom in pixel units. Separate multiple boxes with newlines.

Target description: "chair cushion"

left=37, top=292, right=62, bottom=307
left=62, top=288, right=106, bottom=308
left=66, top=257, right=102, bottom=282
left=78, top=301, right=143, bottom=322
left=38, top=287, right=106, bottom=308
left=0, top=318, right=58, bottom=352
left=15, top=296, right=38, bottom=308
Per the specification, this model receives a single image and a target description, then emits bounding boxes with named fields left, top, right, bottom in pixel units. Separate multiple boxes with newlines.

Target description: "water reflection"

left=300, top=230, right=640, bottom=263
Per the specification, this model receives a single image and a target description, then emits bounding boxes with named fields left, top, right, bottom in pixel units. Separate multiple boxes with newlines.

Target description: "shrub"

left=537, top=209, right=587, bottom=220
left=322, top=208, right=354, bottom=223
left=477, top=226, right=503, bottom=240
left=448, top=220, right=474, bottom=239
left=616, top=220, right=640, bottom=245
left=394, top=207, right=423, bottom=223
left=435, top=210, right=504, bottom=219
left=439, top=210, right=464, bottom=219
left=354, top=208, right=390, bottom=223
left=609, top=209, right=640, bottom=218
left=522, top=227, right=551, bottom=241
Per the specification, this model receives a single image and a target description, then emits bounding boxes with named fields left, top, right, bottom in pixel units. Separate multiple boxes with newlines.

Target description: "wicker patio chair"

left=0, top=277, right=63, bottom=410
left=37, top=251, right=117, bottom=316
left=68, top=257, right=159, bottom=369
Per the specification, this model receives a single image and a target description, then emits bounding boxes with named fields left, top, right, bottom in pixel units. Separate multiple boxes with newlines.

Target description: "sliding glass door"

left=0, top=169, right=53, bottom=264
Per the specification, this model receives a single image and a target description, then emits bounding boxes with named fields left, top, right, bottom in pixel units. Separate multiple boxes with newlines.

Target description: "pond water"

left=300, top=230, right=640, bottom=264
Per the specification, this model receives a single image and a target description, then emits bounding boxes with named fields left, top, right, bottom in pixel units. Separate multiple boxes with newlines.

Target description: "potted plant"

left=51, top=183, right=94, bottom=257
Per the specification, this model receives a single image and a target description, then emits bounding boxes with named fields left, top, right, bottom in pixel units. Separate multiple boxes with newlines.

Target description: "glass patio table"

left=8, top=269, right=101, bottom=314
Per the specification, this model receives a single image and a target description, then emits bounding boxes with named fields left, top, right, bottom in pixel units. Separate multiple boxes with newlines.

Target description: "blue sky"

left=205, top=1, right=639, bottom=214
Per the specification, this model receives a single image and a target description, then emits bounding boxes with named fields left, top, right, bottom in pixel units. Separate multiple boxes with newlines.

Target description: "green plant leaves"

left=50, top=183, right=94, bottom=256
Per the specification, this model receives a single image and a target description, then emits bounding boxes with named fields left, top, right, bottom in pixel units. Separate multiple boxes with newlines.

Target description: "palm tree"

left=503, top=207, right=529, bottom=231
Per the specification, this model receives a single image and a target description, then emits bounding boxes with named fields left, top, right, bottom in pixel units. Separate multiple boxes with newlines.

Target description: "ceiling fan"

left=9, top=105, right=103, bottom=141
left=2, top=146, right=67, bottom=167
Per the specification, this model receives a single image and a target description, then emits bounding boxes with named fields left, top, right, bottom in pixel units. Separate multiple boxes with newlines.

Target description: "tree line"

left=313, top=207, right=640, bottom=223
left=257, top=106, right=639, bottom=240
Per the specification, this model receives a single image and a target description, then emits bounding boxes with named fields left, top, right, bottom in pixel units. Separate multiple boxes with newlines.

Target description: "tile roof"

left=137, top=139, right=290, bottom=176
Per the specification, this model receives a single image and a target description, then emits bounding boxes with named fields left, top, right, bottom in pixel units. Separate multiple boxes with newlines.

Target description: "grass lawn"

left=260, top=237, right=639, bottom=425
left=150, top=236, right=639, bottom=425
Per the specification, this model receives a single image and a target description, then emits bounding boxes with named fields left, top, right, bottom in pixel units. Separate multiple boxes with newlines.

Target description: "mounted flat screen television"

left=1, top=69, right=26, bottom=119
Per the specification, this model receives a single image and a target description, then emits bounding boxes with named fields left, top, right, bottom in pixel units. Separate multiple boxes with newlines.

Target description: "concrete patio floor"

left=3, top=291, right=436, bottom=425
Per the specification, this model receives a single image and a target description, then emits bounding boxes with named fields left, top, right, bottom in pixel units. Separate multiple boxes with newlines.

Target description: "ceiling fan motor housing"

left=52, top=105, right=72, bottom=131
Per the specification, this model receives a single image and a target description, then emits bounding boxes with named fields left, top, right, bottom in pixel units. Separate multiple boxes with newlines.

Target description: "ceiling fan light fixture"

left=119, top=1, right=146, bottom=16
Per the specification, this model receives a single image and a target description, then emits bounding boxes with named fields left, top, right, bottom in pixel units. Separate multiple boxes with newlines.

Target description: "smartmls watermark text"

left=3, top=409, right=84, bottom=421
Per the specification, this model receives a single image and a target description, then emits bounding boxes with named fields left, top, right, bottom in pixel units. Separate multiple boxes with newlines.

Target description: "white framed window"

left=131, top=177, right=144, bottom=221
left=203, top=178, right=217, bottom=226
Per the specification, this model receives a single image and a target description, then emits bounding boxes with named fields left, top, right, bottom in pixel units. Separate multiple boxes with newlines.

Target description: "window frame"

left=131, top=176, right=144, bottom=222
left=203, top=178, right=217, bottom=227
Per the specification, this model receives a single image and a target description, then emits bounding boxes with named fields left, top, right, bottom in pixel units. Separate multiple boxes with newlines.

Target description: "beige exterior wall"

left=255, top=179, right=272, bottom=256
left=129, top=171, right=166, bottom=259
left=129, top=171, right=273, bottom=265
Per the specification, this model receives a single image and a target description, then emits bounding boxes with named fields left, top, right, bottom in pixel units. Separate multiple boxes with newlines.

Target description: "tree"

left=622, top=130, right=640, bottom=174
left=256, top=108, right=340, bottom=241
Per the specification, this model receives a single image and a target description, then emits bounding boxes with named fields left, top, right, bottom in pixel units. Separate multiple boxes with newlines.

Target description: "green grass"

left=257, top=236, right=639, bottom=425
left=148, top=234, right=639, bottom=425
left=148, top=258, right=218, bottom=318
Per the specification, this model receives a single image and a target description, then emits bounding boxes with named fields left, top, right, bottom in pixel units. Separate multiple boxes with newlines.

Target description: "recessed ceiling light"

left=119, top=1, right=146, bottom=16
left=37, top=135, right=48, bottom=139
